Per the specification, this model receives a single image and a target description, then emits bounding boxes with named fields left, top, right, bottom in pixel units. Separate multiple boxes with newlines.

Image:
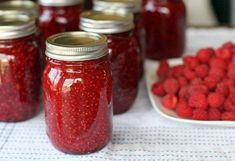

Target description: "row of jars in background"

left=84, top=0, right=186, bottom=60
left=0, top=0, right=186, bottom=60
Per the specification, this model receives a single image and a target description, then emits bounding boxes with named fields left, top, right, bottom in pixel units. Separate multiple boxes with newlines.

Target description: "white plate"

left=145, top=58, right=235, bottom=127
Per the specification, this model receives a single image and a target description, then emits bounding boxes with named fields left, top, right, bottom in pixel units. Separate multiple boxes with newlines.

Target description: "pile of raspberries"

left=152, top=42, right=235, bottom=121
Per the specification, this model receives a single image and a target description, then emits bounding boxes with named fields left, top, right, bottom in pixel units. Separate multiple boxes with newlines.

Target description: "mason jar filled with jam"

left=93, top=0, right=144, bottom=79
left=0, top=14, right=41, bottom=122
left=38, top=0, right=84, bottom=51
left=142, top=0, right=186, bottom=60
left=43, top=32, right=112, bottom=154
left=80, top=11, right=139, bottom=114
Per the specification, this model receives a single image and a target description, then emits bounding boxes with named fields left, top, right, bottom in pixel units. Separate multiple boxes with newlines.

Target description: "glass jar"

left=0, top=14, right=41, bottom=122
left=142, top=0, right=186, bottom=60
left=80, top=11, right=139, bottom=114
left=93, top=0, right=144, bottom=80
left=38, top=0, right=83, bottom=51
left=43, top=32, right=112, bottom=154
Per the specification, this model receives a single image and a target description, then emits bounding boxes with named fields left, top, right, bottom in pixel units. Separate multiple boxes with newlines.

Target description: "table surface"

left=1, top=28, right=235, bottom=161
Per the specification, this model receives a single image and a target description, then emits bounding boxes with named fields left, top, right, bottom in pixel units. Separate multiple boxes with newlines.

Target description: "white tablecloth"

left=1, top=28, right=235, bottom=161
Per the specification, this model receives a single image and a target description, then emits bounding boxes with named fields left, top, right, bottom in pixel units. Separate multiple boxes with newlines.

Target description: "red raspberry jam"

left=38, top=0, right=83, bottom=51
left=80, top=11, right=139, bottom=114
left=0, top=14, right=41, bottom=122
left=142, top=0, right=186, bottom=60
left=43, top=32, right=112, bottom=154
left=93, top=0, right=144, bottom=80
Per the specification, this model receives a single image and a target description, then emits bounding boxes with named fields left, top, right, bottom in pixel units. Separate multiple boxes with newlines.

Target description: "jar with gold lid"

left=80, top=10, right=139, bottom=114
left=43, top=32, right=112, bottom=154
left=0, top=14, right=41, bottom=122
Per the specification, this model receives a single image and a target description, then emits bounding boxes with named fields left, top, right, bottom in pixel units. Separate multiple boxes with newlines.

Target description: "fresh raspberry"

left=183, top=67, right=196, bottom=80
left=228, top=63, right=235, bottom=70
left=188, top=84, right=208, bottom=95
left=224, top=98, right=235, bottom=112
left=222, top=78, right=234, bottom=86
left=192, top=109, right=208, bottom=120
left=227, top=68, right=235, bottom=80
left=195, top=64, right=209, bottom=78
left=209, top=57, right=227, bottom=70
left=222, top=41, right=234, bottom=49
left=216, top=82, right=229, bottom=97
left=183, top=56, right=200, bottom=69
left=191, top=78, right=203, bottom=85
left=178, top=85, right=189, bottom=99
left=230, top=94, right=235, bottom=106
left=232, top=56, right=235, bottom=64
left=222, top=112, right=235, bottom=121
left=208, top=108, right=221, bottom=120
left=177, top=76, right=188, bottom=86
left=188, top=91, right=208, bottom=109
left=162, top=94, right=178, bottom=109
left=209, top=68, right=225, bottom=81
left=207, top=92, right=225, bottom=108
left=157, top=60, right=170, bottom=79
left=171, top=65, right=185, bottom=77
left=196, top=48, right=214, bottom=63
left=163, top=78, right=179, bottom=94
left=176, top=101, right=193, bottom=118
left=152, top=82, right=166, bottom=96
left=216, top=48, right=232, bottom=60
left=229, top=87, right=235, bottom=98
left=204, top=75, right=218, bottom=90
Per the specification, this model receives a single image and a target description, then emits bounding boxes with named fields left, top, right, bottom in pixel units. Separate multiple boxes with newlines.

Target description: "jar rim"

left=0, top=0, right=39, bottom=17
left=93, top=0, right=141, bottom=13
left=39, top=0, right=83, bottom=7
left=46, top=32, right=108, bottom=61
left=0, top=14, right=36, bottom=40
left=80, top=10, right=134, bottom=34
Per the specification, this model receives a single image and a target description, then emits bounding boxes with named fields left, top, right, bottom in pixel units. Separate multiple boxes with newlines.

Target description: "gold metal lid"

left=0, top=0, right=39, bottom=17
left=39, top=0, right=83, bottom=7
left=80, top=10, right=134, bottom=34
left=93, top=0, right=141, bottom=13
left=0, top=14, right=36, bottom=40
left=46, top=32, right=108, bottom=61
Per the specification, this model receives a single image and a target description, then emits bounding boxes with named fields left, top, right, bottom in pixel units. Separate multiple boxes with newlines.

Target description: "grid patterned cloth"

left=1, top=28, right=235, bottom=161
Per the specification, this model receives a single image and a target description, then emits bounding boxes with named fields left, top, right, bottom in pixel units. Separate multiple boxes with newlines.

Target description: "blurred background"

left=23, top=0, right=235, bottom=26
left=6, top=0, right=235, bottom=27
left=183, top=0, right=233, bottom=27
